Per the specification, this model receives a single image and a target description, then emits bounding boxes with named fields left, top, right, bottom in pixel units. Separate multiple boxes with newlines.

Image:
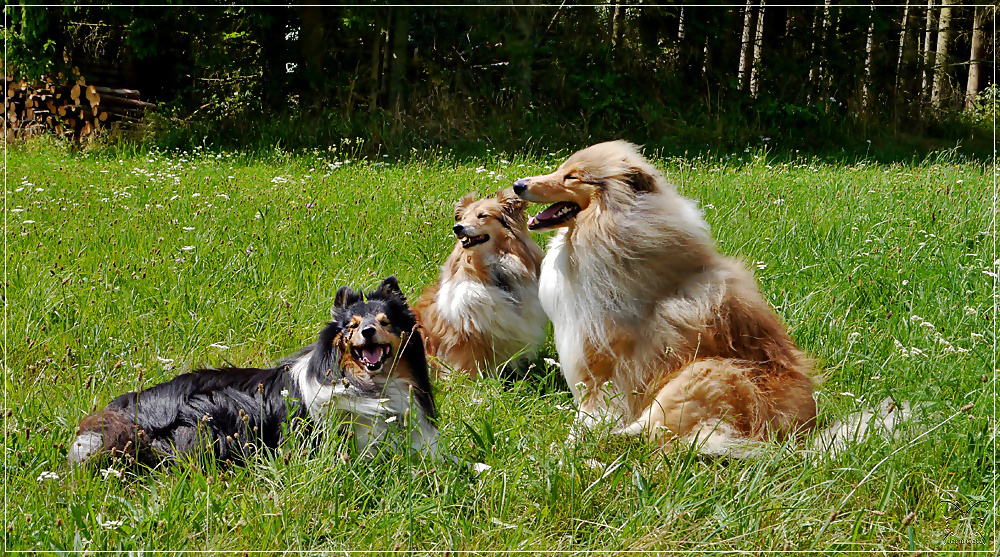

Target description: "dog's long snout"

left=512, top=179, right=528, bottom=196
left=452, top=224, right=465, bottom=236
left=361, top=325, right=377, bottom=340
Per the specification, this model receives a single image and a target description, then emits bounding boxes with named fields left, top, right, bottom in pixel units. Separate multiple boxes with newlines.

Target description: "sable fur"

left=514, top=141, right=817, bottom=456
left=69, top=276, right=438, bottom=468
left=415, top=189, right=547, bottom=378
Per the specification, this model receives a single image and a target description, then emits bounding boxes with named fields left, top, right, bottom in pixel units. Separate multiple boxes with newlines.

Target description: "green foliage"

left=6, top=4, right=66, bottom=79
left=6, top=142, right=992, bottom=551
left=964, top=84, right=998, bottom=127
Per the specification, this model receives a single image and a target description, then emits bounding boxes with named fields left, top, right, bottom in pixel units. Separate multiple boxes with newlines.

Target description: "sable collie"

left=513, top=141, right=817, bottom=456
left=69, top=277, right=438, bottom=468
left=415, top=189, right=547, bottom=378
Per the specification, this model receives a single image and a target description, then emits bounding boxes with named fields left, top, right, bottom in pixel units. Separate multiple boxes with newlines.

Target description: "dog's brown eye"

left=379, top=319, right=390, bottom=327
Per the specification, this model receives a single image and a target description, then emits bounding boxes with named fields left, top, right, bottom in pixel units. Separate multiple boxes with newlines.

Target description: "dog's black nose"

left=361, top=326, right=376, bottom=339
left=452, top=224, right=465, bottom=235
left=512, top=180, right=528, bottom=196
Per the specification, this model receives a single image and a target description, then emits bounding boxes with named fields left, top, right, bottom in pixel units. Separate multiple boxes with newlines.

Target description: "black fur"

left=71, top=276, right=435, bottom=468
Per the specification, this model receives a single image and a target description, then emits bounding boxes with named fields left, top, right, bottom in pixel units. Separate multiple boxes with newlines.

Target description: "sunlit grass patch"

left=6, top=140, right=993, bottom=552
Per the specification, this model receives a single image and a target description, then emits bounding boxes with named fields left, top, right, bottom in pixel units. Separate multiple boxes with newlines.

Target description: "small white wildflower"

left=37, top=471, right=59, bottom=481
left=217, top=193, right=230, bottom=200
left=98, top=515, right=124, bottom=529
left=902, top=280, right=909, bottom=286
left=965, top=306, right=978, bottom=316
left=180, top=246, right=195, bottom=251
left=22, top=220, right=35, bottom=225
left=100, top=467, right=122, bottom=480
left=543, top=357, right=561, bottom=369
left=280, top=389, right=290, bottom=397
left=384, top=415, right=398, bottom=423
left=182, top=227, right=195, bottom=231
left=472, top=462, right=492, bottom=474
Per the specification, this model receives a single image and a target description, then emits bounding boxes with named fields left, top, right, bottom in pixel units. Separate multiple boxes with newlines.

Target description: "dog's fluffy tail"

left=809, top=397, right=925, bottom=457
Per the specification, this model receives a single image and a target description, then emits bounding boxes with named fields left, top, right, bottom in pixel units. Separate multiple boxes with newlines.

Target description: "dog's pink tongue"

left=536, top=202, right=570, bottom=221
left=361, top=346, right=383, bottom=365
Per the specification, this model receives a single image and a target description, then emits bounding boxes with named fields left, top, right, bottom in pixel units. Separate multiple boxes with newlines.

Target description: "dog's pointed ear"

left=334, top=286, right=360, bottom=309
left=455, top=193, right=475, bottom=220
left=374, top=276, right=403, bottom=300
left=497, top=188, right=526, bottom=217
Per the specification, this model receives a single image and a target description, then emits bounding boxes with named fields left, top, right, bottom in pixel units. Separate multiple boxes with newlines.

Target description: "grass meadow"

left=5, top=139, right=994, bottom=553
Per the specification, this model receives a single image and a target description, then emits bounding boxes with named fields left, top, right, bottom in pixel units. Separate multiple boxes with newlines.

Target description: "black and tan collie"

left=69, top=277, right=438, bottom=468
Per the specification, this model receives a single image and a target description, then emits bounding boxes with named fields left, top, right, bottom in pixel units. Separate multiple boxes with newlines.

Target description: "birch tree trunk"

left=862, top=3, right=876, bottom=113
left=931, top=0, right=952, bottom=109
left=750, top=2, right=766, bottom=97
left=922, top=0, right=936, bottom=106
left=739, top=1, right=757, bottom=91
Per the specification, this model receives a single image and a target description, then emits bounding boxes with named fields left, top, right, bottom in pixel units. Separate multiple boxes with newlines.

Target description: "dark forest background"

left=5, top=2, right=997, bottom=156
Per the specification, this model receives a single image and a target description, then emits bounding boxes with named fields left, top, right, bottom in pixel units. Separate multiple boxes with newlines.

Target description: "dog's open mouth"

left=459, top=233, right=490, bottom=248
left=351, top=343, right=392, bottom=372
left=528, top=202, right=581, bottom=230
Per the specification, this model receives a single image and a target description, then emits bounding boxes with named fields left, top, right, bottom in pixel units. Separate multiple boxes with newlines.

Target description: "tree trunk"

left=930, top=0, right=952, bottom=110
left=389, top=6, right=410, bottom=118
left=921, top=0, right=936, bottom=107
left=738, top=1, right=757, bottom=91
left=895, top=0, right=911, bottom=102
left=750, top=2, right=766, bottom=97
left=677, top=6, right=685, bottom=41
left=964, top=6, right=985, bottom=109
left=611, top=3, right=626, bottom=53
left=808, top=1, right=832, bottom=100
left=862, top=3, right=876, bottom=114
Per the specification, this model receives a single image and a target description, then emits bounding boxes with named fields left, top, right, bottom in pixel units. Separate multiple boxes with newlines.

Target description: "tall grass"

left=5, top=139, right=993, bottom=552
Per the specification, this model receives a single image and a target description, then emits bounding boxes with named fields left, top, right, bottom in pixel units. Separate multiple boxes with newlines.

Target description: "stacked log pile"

left=4, top=67, right=155, bottom=139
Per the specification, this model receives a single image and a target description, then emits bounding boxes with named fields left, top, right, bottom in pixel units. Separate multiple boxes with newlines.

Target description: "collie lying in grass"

left=69, top=277, right=438, bottom=468
left=415, top=189, right=547, bottom=379
left=514, top=141, right=817, bottom=457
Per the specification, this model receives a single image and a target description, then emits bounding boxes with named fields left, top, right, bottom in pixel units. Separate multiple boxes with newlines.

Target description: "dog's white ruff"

left=435, top=253, right=547, bottom=366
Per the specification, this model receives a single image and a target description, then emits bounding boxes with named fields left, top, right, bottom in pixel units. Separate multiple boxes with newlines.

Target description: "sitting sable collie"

left=513, top=141, right=817, bottom=456
left=69, top=277, right=438, bottom=468
left=415, top=189, right=546, bottom=378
